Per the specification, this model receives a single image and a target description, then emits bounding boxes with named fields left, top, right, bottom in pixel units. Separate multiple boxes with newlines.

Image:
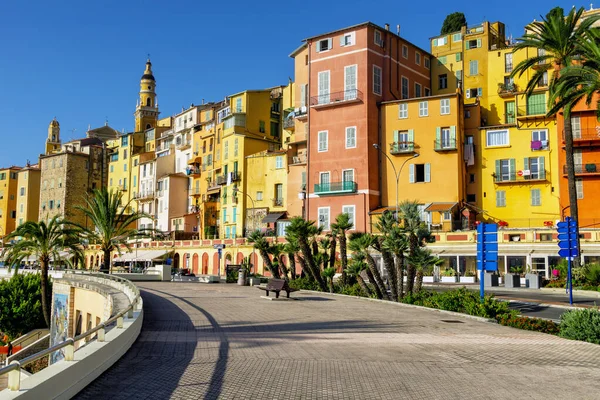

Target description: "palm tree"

left=408, top=248, right=444, bottom=293
left=285, top=217, right=327, bottom=291
left=511, top=7, right=600, bottom=265
left=399, top=200, right=425, bottom=293
left=1, top=216, right=83, bottom=327
left=327, top=229, right=338, bottom=274
left=331, top=213, right=353, bottom=285
left=318, top=237, right=332, bottom=269
left=345, top=255, right=372, bottom=297
left=382, top=225, right=409, bottom=301
left=268, top=243, right=287, bottom=280
left=75, top=188, right=149, bottom=272
left=348, top=233, right=389, bottom=300
left=283, top=240, right=300, bottom=280
left=322, top=267, right=335, bottom=293
left=248, top=230, right=278, bottom=278
left=374, top=211, right=399, bottom=301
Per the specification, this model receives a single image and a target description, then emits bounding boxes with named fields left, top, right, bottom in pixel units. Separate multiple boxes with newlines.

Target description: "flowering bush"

left=496, top=314, right=559, bottom=335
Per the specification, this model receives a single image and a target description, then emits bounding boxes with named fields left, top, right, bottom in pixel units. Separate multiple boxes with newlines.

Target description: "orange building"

left=557, top=93, right=600, bottom=227
left=304, top=22, right=431, bottom=232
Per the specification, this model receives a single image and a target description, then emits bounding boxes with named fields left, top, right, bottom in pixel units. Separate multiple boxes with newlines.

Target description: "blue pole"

left=568, top=255, right=573, bottom=305
left=479, top=223, right=485, bottom=303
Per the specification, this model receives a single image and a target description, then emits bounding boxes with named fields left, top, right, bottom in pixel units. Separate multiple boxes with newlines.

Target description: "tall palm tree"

left=283, top=240, right=300, bottom=280
left=511, top=7, right=600, bottom=265
left=75, top=188, right=149, bottom=272
left=248, top=230, right=278, bottom=278
left=399, top=200, right=424, bottom=293
left=374, top=211, right=399, bottom=301
left=382, top=225, right=409, bottom=301
left=318, top=237, right=331, bottom=269
left=331, top=213, right=353, bottom=285
left=408, top=248, right=444, bottom=293
left=322, top=267, right=335, bottom=293
left=268, top=243, right=287, bottom=280
left=285, top=217, right=327, bottom=291
left=345, top=255, right=372, bottom=297
left=348, top=233, right=389, bottom=300
left=327, top=229, right=338, bottom=274
left=1, top=216, right=83, bottom=327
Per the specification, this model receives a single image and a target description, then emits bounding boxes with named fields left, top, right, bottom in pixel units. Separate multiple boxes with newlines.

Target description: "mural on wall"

left=50, top=293, right=69, bottom=364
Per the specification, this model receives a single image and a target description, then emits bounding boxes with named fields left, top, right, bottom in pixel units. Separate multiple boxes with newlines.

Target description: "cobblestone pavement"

left=76, top=283, right=600, bottom=400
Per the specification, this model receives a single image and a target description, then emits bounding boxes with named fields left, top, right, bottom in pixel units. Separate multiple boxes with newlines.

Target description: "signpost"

left=557, top=217, right=578, bottom=305
left=213, top=244, right=226, bottom=278
left=477, top=223, right=498, bottom=302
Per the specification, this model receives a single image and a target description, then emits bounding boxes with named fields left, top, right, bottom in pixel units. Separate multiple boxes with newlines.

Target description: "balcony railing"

left=494, top=170, right=547, bottom=183
left=434, top=139, right=458, bottom=151
left=119, top=185, right=128, bottom=192
left=294, top=106, right=308, bottom=119
left=314, top=181, right=357, bottom=195
left=564, top=128, right=600, bottom=144
left=134, top=191, right=154, bottom=200
left=310, top=89, right=363, bottom=107
left=217, top=171, right=240, bottom=185
left=563, top=163, right=600, bottom=175
left=517, top=105, right=547, bottom=118
left=498, top=82, right=518, bottom=98
left=283, top=118, right=295, bottom=130
left=273, top=198, right=284, bottom=207
left=186, top=167, right=201, bottom=176
left=390, top=142, right=415, bottom=154
left=290, top=154, right=307, bottom=165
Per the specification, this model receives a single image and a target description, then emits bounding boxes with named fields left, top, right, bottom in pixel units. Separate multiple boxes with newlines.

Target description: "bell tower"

left=134, top=58, right=160, bottom=132
left=45, top=117, right=61, bottom=154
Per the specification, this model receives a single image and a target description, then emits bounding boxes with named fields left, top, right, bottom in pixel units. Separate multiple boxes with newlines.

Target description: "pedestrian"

left=7, top=342, right=12, bottom=357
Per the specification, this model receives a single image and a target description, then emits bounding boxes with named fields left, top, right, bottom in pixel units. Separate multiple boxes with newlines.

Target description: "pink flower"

left=552, top=269, right=559, bottom=277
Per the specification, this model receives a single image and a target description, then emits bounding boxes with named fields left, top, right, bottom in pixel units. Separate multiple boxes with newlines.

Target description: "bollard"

left=98, top=326, right=106, bottom=342
left=65, top=341, right=75, bottom=361
left=8, top=362, right=21, bottom=391
left=117, top=316, right=124, bottom=328
left=128, top=308, right=134, bottom=319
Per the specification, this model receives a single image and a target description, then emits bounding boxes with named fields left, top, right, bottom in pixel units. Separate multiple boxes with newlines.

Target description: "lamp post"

left=373, top=143, right=419, bottom=219
left=232, top=187, right=256, bottom=272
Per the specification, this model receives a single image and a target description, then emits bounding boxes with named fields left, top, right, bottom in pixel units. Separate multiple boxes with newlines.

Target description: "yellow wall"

left=16, top=167, right=41, bottom=227
left=107, top=132, right=146, bottom=213
left=0, top=167, right=20, bottom=238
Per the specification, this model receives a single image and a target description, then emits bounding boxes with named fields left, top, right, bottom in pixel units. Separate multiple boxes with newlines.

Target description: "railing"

left=434, top=139, right=458, bottom=151
left=494, top=171, right=547, bottom=183
left=498, top=82, right=518, bottom=97
left=119, top=185, right=128, bottom=192
left=283, top=118, right=295, bottom=129
left=186, top=167, right=201, bottom=176
left=273, top=198, right=284, bottom=207
left=517, top=105, right=546, bottom=117
left=389, top=142, right=415, bottom=154
left=290, top=154, right=307, bottom=165
left=217, top=172, right=240, bottom=185
left=294, top=106, right=308, bottom=119
left=314, top=181, right=357, bottom=194
left=0, top=273, right=141, bottom=392
left=310, top=89, right=363, bottom=107
left=134, top=191, right=154, bottom=200
left=563, top=163, right=600, bottom=175
left=564, top=128, right=600, bottom=142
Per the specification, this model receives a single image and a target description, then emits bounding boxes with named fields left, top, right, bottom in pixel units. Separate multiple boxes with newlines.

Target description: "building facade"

left=0, top=166, right=21, bottom=238
left=15, top=164, right=41, bottom=227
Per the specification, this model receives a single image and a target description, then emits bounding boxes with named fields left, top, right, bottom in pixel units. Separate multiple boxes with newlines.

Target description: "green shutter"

left=477, top=38, right=482, bottom=48
left=408, top=129, right=414, bottom=144
left=456, top=53, right=461, bottom=62
left=234, top=161, right=238, bottom=173
left=523, top=157, right=529, bottom=179
left=465, top=41, right=470, bottom=50
left=510, top=159, right=516, bottom=181
left=425, top=163, right=431, bottom=182
left=450, top=126, right=456, bottom=147
left=393, top=130, right=399, bottom=142
left=539, top=157, right=545, bottom=179
left=409, top=164, right=415, bottom=183
left=436, top=127, right=441, bottom=147
left=495, top=160, right=501, bottom=181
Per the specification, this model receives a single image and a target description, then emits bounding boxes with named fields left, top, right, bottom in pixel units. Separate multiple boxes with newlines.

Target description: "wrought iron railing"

left=310, top=89, right=363, bottom=107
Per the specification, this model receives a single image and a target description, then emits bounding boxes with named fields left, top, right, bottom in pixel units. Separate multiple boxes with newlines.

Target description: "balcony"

left=216, top=175, right=226, bottom=185
left=273, top=198, right=284, bottom=207
left=294, top=106, right=308, bottom=120
left=217, top=171, right=241, bottom=185
left=223, top=113, right=246, bottom=131
left=310, top=89, right=363, bottom=108
left=564, top=128, right=600, bottom=146
left=290, top=154, right=307, bottom=165
left=134, top=191, right=154, bottom=201
left=119, top=185, right=128, bottom=192
left=189, top=187, right=202, bottom=197
left=517, top=105, right=547, bottom=120
left=563, top=163, right=600, bottom=176
left=186, top=166, right=201, bottom=177
left=389, top=142, right=415, bottom=154
left=283, top=118, right=295, bottom=130
left=494, top=171, right=547, bottom=183
left=434, top=139, right=458, bottom=151
left=498, top=82, right=518, bottom=98
left=314, top=181, right=357, bottom=195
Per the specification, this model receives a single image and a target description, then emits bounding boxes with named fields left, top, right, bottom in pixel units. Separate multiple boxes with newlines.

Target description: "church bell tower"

left=134, top=59, right=160, bottom=132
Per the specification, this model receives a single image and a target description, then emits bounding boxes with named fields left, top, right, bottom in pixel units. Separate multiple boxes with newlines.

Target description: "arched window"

left=146, top=98, right=152, bottom=107
left=146, top=124, right=152, bottom=130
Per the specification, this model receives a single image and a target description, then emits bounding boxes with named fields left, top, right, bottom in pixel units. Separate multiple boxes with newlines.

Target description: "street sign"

left=557, top=233, right=578, bottom=242
left=217, top=248, right=222, bottom=258
left=477, top=223, right=499, bottom=303
left=558, top=249, right=574, bottom=258
left=517, top=170, right=523, bottom=177
left=213, top=244, right=226, bottom=249
left=557, top=216, right=579, bottom=305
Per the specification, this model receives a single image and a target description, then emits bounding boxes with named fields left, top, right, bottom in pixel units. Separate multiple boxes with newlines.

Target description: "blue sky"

left=0, top=0, right=581, bottom=166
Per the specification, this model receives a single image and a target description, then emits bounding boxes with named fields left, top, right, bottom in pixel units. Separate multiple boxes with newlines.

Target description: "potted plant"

left=505, top=266, right=522, bottom=288
left=525, top=265, right=542, bottom=289
left=422, top=265, right=436, bottom=283
left=460, top=269, right=477, bottom=284
left=441, top=268, right=458, bottom=283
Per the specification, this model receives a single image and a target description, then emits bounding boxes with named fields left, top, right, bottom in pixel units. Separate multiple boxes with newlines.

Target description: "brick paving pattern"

left=76, top=282, right=600, bottom=399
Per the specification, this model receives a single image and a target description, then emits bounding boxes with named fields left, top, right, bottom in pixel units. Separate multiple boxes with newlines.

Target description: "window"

left=452, top=33, right=462, bottom=42
left=133, top=176, right=137, bottom=187
left=433, top=36, right=447, bottom=46
left=531, top=129, right=548, bottom=149
left=256, top=191, right=263, bottom=201
left=424, top=88, right=430, bottom=96
left=275, top=184, right=283, bottom=204
left=415, top=51, right=420, bottom=65
left=440, top=99, right=450, bottom=115
left=340, top=32, right=355, bottom=46
left=443, top=212, right=452, bottom=221
left=19, top=203, right=23, bottom=213
left=317, top=38, right=333, bottom=52
left=344, top=65, right=357, bottom=100
left=538, top=71, right=549, bottom=87
left=403, top=45, right=409, bottom=59
left=374, top=30, right=383, bottom=46
left=320, top=171, right=330, bottom=185
left=49, top=200, right=54, bottom=210
left=530, top=189, right=541, bottom=206
left=259, top=120, right=265, bottom=133
left=466, top=39, right=481, bottom=49
left=469, top=174, right=475, bottom=183
left=342, top=205, right=355, bottom=229
left=438, top=127, right=455, bottom=148
left=495, top=159, right=515, bottom=181
left=456, top=52, right=462, bottom=62
left=373, top=65, right=382, bottom=95
left=110, top=165, right=114, bottom=173
left=496, top=191, right=506, bottom=207
left=318, top=131, right=328, bottom=152
left=466, top=88, right=482, bottom=99
left=345, top=127, right=356, bottom=148
left=398, top=103, right=408, bottom=119
left=415, top=83, right=422, bottom=98
left=275, top=156, right=283, bottom=169
left=394, top=130, right=413, bottom=150
left=233, top=207, right=237, bottom=223
left=424, top=57, right=430, bottom=69
left=270, top=121, right=280, bottom=137
left=469, top=60, right=479, bottom=76
left=537, top=48, right=546, bottom=64
left=576, top=178, right=584, bottom=199
left=409, top=163, right=431, bottom=183
left=19, top=187, right=25, bottom=196
left=505, top=53, right=513, bottom=73
left=505, top=101, right=516, bottom=124
left=342, top=169, right=354, bottom=183
left=300, top=84, right=308, bottom=107
left=224, top=141, right=229, bottom=159
left=439, top=74, right=448, bottom=89
left=124, top=164, right=127, bottom=172
left=318, top=70, right=330, bottom=103
left=467, top=194, right=476, bottom=202
left=401, top=77, right=409, bottom=99
left=318, top=207, right=330, bottom=230
left=419, top=101, right=428, bottom=117
left=487, top=129, right=509, bottom=147
left=234, top=138, right=239, bottom=156
left=527, top=94, right=546, bottom=115
left=571, top=116, right=581, bottom=138
left=235, top=98, right=242, bottom=113
left=524, top=156, right=545, bottom=180
left=455, top=70, right=462, bottom=89
left=437, top=56, right=447, bottom=65
left=223, top=208, right=227, bottom=222
left=121, top=136, right=128, bottom=147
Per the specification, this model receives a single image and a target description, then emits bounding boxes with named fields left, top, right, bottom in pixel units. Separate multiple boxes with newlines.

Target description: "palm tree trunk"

left=381, top=248, right=398, bottom=301
left=563, top=109, right=581, bottom=266
left=261, top=250, right=279, bottom=278
left=365, top=268, right=384, bottom=299
left=312, top=240, right=319, bottom=257
left=40, top=258, right=51, bottom=328
left=365, top=254, right=390, bottom=300
left=297, top=256, right=312, bottom=280
left=329, top=234, right=337, bottom=271
left=339, top=234, right=348, bottom=285
left=405, top=234, right=418, bottom=294
left=299, top=240, right=327, bottom=291
left=288, top=252, right=297, bottom=280
left=356, top=275, right=372, bottom=297
left=414, top=268, right=424, bottom=293
left=395, top=254, right=404, bottom=301
left=103, top=249, right=111, bottom=273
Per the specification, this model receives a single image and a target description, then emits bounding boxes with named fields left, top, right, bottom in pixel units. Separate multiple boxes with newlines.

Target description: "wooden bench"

left=257, top=279, right=297, bottom=299
left=198, top=275, right=220, bottom=283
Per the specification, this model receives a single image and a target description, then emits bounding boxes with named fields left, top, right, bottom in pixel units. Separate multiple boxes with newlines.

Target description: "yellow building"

left=377, top=93, right=475, bottom=231
left=107, top=132, right=146, bottom=213
left=134, top=59, right=159, bottom=132
left=246, top=150, right=288, bottom=236
left=45, top=118, right=61, bottom=155
left=15, top=164, right=41, bottom=227
left=0, top=166, right=21, bottom=239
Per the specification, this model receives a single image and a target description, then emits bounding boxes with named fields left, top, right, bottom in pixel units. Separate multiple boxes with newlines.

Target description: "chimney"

left=385, top=23, right=390, bottom=31
left=397, top=24, right=400, bottom=35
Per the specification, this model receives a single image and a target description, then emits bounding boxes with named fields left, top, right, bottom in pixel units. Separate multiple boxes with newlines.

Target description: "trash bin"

left=237, top=268, right=247, bottom=286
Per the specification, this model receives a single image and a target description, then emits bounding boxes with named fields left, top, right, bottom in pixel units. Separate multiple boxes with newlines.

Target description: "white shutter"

left=409, top=164, right=415, bottom=183
left=425, top=163, right=431, bottom=182
left=318, top=71, right=330, bottom=104
left=466, top=90, right=471, bottom=99
left=300, top=85, right=306, bottom=108
left=328, top=38, right=333, bottom=50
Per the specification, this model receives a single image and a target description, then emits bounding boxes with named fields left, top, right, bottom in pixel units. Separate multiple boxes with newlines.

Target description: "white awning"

left=113, top=250, right=167, bottom=262
left=24, top=251, right=71, bottom=262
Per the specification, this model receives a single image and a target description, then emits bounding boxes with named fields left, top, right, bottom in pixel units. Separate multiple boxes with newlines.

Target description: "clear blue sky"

left=0, top=0, right=580, bottom=167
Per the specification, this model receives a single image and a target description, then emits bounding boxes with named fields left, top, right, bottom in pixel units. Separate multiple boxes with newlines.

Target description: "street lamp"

left=373, top=143, right=419, bottom=219
left=232, top=187, right=257, bottom=272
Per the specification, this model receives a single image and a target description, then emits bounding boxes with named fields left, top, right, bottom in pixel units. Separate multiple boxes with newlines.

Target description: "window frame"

left=318, top=130, right=328, bottom=152
left=419, top=101, right=429, bottom=117
left=318, top=207, right=331, bottom=231
left=486, top=129, right=509, bottom=147
left=398, top=103, right=408, bottom=119
left=373, top=65, right=382, bottom=95
left=345, top=126, right=357, bottom=149
left=440, top=98, right=450, bottom=115
left=341, top=205, right=356, bottom=230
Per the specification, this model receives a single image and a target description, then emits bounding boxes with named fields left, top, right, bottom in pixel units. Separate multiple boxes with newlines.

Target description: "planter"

left=423, top=276, right=436, bottom=283
left=525, top=273, right=542, bottom=289
left=459, top=276, right=476, bottom=284
left=248, top=277, right=261, bottom=286
left=520, top=277, right=527, bottom=286
left=504, top=273, right=521, bottom=288
left=441, top=276, right=458, bottom=283
left=484, top=273, right=499, bottom=287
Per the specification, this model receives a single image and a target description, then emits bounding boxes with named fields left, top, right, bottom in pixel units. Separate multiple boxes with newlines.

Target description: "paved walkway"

left=76, top=282, right=600, bottom=399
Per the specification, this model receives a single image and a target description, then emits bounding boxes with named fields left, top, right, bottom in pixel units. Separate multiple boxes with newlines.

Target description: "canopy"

left=24, top=251, right=71, bottom=262
left=262, top=212, right=286, bottom=224
left=113, top=250, right=167, bottom=262
left=425, top=202, right=458, bottom=212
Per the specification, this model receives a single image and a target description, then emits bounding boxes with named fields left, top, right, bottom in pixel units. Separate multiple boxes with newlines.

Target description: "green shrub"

left=0, top=273, right=49, bottom=339
left=288, top=277, right=321, bottom=291
left=226, top=268, right=239, bottom=283
left=559, top=308, right=600, bottom=344
left=334, top=283, right=366, bottom=297
left=497, top=314, right=559, bottom=335
left=584, top=264, right=600, bottom=286
left=544, top=280, right=566, bottom=288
